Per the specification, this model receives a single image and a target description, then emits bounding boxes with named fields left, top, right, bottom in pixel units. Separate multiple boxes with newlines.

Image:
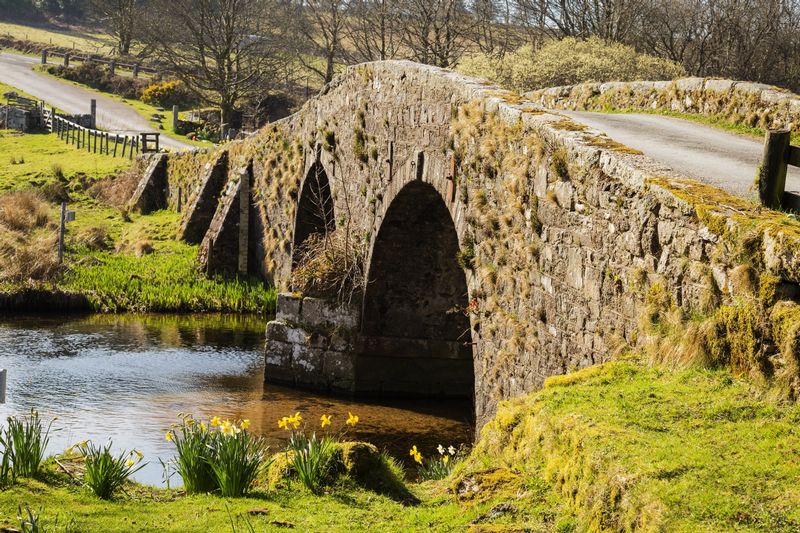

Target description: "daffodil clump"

left=410, top=444, right=461, bottom=481
left=1, top=409, right=55, bottom=483
left=277, top=411, right=359, bottom=494
left=164, top=414, right=270, bottom=497
left=68, top=440, right=146, bottom=500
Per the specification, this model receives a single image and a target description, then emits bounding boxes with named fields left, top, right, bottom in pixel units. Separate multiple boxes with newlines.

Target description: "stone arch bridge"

left=130, top=61, right=800, bottom=427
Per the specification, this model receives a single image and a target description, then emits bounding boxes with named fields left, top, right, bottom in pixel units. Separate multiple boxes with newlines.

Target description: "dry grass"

left=75, top=226, right=113, bottom=251
left=291, top=230, right=366, bottom=303
left=0, top=191, right=59, bottom=282
left=87, top=169, right=140, bottom=208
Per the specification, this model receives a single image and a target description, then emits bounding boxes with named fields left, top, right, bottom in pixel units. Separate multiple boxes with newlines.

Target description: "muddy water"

left=0, top=314, right=473, bottom=486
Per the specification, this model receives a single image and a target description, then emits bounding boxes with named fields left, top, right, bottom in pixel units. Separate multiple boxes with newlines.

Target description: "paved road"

left=560, top=111, right=800, bottom=199
left=0, top=52, right=192, bottom=151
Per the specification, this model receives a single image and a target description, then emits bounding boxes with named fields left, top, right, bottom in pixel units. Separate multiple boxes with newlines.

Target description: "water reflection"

left=0, top=314, right=473, bottom=486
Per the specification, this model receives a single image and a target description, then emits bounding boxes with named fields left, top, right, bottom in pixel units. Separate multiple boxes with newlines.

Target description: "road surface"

left=560, top=110, right=800, bottom=199
left=0, top=52, right=192, bottom=151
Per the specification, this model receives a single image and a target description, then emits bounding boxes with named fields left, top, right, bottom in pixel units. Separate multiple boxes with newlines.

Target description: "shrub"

left=5, top=409, right=55, bottom=478
left=141, top=80, right=194, bottom=109
left=287, top=432, right=336, bottom=494
left=73, top=440, right=145, bottom=499
left=46, top=63, right=147, bottom=100
left=458, top=37, right=686, bottom=91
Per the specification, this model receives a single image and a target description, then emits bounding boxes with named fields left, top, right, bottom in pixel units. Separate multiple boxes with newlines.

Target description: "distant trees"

left=88, top=0, right=142, bottom=55
left=142, top=0, right=283, bottom=130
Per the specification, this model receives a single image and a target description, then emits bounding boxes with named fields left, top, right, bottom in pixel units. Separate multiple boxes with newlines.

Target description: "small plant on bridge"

left=291, top=230, right=366, bottom=304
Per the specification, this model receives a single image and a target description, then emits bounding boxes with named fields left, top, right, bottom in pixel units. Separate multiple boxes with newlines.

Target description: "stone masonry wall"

left=147, top=62, right=800, bottom=428
left=527, top=78, right=800, bottom=134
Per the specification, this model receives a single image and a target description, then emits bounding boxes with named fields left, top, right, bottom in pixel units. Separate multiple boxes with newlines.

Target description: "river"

left=0, top=314, right=473, bottom=486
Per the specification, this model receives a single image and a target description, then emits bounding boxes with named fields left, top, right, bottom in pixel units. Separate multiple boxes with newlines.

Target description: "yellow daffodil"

left=346, top=412, right=359, bottom=427
left=320, top=414, right=332, bottom=428
left=199, top=421, right=207, bottom=432
left=413, top=452, right=423, bottom=464
left=125, top=459, right=135, bottom=467
left=210, top=416, right=222, bottom=427
left=410, top=445, right=419, bottom=457
left=240, top=419, right=251, bottom=430
left=278, top=417, right=289, bottom=429
left=165, top=431, right=173, bottom=442
left=134, top=449, right=143, bottom=459
left=220, top=419, right=236, bottom=436
left=288, top=412, right=302, bottom=429
left=186, top=418, right=194, bottom=426
left=442, top=455, right=449, bottom=464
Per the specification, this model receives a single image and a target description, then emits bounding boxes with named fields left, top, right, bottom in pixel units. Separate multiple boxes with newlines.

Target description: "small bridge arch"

left=358, top=179, right=474, bottom=398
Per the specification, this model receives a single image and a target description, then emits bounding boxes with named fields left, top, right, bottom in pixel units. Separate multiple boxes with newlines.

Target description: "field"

left=0, top=20, right=122, bottom=55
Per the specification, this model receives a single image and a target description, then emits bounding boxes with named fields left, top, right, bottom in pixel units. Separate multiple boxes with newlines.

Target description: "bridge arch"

left=291, top=161, right=335, bottom=268
left=357, top=180, right=474, bottom=399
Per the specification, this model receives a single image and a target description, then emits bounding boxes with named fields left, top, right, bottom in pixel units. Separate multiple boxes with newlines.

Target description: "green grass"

left=0, top=81, right=38, bottom=102
left=467, top=360, right=800, bottom=532
left=0, top=21, right=119, bottom=55
left=0, top=130, right=130, bottom=190
left=62, top=242, right=276, bottom=313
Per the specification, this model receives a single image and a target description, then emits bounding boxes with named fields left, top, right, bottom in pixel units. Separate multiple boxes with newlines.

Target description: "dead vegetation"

left=0, top=191, right=59, bottom=282
left=291, top=230, right=366, bottom=304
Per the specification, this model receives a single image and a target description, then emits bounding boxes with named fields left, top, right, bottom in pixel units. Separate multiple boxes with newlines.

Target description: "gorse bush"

left=5, top=410, right=54, bottom=478
left=165, top=415, right=272, bottom=497
left=458, top=37, right=685, bottom=92
left=141, top=80, right=195, bottom=108
left=71, top=440, right=145, bottom=500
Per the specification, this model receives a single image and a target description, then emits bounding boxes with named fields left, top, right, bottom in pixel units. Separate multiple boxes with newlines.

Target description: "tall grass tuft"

left=6, top=410, right=54, bottom=478
left=208, top=420, right=272, bottom=497
left=0, top=424, right=14, bottom=486
left=75, top=440, right=145, bottom=500
left=288, top=432, right=336, bottom=494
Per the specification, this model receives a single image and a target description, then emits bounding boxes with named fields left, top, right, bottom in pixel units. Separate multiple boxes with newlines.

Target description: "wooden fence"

left=43, top=109, right=160, bottom=159
left=759, top=130, right=800, bottom=210
left=41, top=50, right=160, bottom=78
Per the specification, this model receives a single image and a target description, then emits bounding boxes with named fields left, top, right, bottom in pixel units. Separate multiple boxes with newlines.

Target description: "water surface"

left=0, top=314, right=473, bottom=485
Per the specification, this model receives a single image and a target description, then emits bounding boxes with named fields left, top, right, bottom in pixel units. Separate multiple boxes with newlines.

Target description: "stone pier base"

left=264, top=293, right=359, bottom=392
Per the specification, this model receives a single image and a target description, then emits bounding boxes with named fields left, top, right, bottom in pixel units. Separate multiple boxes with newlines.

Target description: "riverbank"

left=2, top=359, right=799, bottom=532
left=0, top=127, right=275, bottom=314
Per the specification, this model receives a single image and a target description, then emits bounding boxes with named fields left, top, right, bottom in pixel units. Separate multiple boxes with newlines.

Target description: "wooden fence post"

left=759, top=129, right=791, bottom=209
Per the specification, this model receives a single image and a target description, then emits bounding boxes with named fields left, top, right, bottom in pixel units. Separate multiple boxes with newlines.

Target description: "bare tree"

left=469, top=0, right=517, bottom=57
left=400, top=0, right=473, bottom=68
left=89, top=0, right=141, bottom=56
left=290, top=0, right=345, bottom=84
left=142, top=0, right=282, bottom=130
left=344, top=0, right=403, bottom=62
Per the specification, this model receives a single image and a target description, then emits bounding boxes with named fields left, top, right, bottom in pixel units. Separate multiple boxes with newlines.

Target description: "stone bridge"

left=131, top=61, right=800, bottom=427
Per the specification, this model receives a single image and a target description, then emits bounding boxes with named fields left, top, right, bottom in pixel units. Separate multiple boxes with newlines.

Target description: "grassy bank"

left=2, top=360, right=799, bottom=531
left=0, top=128, right=274, bottom=314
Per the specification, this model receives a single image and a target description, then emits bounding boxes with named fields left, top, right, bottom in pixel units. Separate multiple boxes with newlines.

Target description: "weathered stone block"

left=276, top=293, right=302, bottom=321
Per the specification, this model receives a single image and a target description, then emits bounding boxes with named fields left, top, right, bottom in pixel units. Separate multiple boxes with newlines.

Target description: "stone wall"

left=527, top=78, right=800, bottom=133
left=142, top=62, right=800, bottom=428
